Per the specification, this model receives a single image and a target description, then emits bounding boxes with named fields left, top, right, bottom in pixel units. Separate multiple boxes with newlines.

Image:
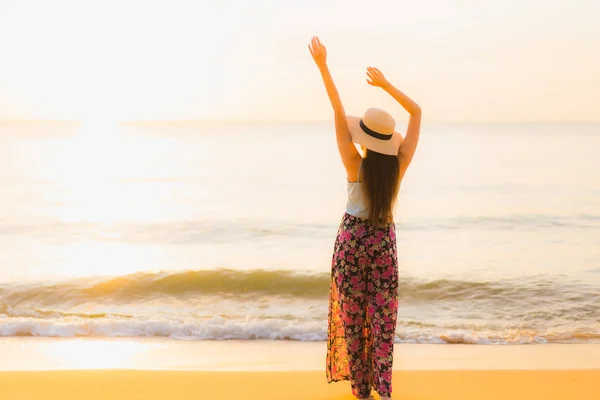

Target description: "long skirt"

left=326, top=212, right=399, bottom=398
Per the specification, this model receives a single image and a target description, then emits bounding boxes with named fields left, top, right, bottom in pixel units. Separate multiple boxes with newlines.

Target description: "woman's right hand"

left=366, top=67, right=391, bottom=89
left=308, top=36, right=328, bottom=69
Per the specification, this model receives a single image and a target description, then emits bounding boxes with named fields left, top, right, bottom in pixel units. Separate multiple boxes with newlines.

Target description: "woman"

left=309, top=37, right=421, bottom=400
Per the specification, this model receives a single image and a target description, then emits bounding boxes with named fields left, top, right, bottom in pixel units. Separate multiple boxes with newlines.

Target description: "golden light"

left=44, top=339, right=150, bottom=369
left=48, top=121, right=130, bottom=224
left=49, top=241, right=168, bottom=278
left=35, top=120, right=177, bottom=278
left=44, top=120, right=179, bottom=224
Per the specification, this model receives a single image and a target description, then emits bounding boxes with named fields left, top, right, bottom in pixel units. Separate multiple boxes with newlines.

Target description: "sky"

left=0, top=0, right=599, bottom=122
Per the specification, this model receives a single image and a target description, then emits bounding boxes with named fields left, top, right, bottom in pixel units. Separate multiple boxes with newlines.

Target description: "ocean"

left=0, top=121, right=599, bottom=345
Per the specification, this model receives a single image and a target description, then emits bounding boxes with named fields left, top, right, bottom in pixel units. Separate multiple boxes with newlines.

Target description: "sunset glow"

left=44, top=340, right=149, bottom=369
left=1, top=0, right=598, bottom=122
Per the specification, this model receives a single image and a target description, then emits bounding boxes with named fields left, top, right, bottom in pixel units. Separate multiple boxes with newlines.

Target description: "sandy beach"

left=0, top=369, right=598, bottom=400
left=0, top=340, right=599, bottom=399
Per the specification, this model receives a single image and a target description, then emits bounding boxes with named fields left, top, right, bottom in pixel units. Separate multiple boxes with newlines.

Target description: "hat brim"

left=346, top=116, right=402, bottom=156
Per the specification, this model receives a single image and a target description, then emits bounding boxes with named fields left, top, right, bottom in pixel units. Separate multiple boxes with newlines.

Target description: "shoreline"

left=1, top=338, right=599, bottom=371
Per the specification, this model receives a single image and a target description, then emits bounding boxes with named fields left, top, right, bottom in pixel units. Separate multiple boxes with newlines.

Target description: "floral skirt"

left=326, top=213, right=399, bottom=398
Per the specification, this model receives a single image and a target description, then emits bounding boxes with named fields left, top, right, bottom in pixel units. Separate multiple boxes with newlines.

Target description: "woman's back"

left=346, top=148, right=401, bottom=226
left=346, top=160, right=370, bottom=220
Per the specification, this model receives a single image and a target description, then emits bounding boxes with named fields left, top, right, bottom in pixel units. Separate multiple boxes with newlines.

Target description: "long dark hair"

left=361, top=149, right=400, bottom=227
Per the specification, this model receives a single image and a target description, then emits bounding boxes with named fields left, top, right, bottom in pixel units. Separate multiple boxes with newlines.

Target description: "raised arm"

left=309, top=37, right=360, bottom=176
left=366, top=67, right=421, bottom=178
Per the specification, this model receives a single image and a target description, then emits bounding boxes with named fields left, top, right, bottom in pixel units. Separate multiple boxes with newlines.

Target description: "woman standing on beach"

left=308, top=37, right=421, bottom=400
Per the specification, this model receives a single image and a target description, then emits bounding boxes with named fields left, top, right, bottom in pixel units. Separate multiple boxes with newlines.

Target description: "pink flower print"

left=384, top=256, right=393, bottom=266
left=379, top=384, right=387, bottom=394
left=358, top=257, right=367, bottom=267
left=367, top=248, right=375, bottom=256
left=382, top=266, right=394, bottom=279
left=373, top=324, right=381, bottom=333
left=373, top=270, right=381, bottom=280
left=350, top=276, right=360, bottom=286
left=349, top=247, right=356, bottom=255
left=367, top=282, right=374, bottom=292
left=348, top=340, right=359, bottom=352
left=355, top=316, right=363, bottom=326
left=375, top=257, right=384, bottom=267
left=367, top=305, right=375, bottom=316
left=343, top=313, right=354, bottom=325
left=356, top=226, right=367, bottom=237
left=385, top=323, right=394, bottom=331
left=336, top=274, right=343, bottom=286
left=341, top=231, right=350, bottom=242
left=347, top=255, right=355, bottom=264
left=383, top=315, right=391, bottom=323
left=389, top=229, right=396, bottom=240
left=380, top=342, right=390, bottom=354
left=355, top=370, right=364, bottom=380
left=388, top=299, right=397, bottom=310
left=382, top=371, right=392, bottom=382
left=375, top=292, right=386, bottom=307
left=354, top=281, right=365, bottom=292
left=376, top=230, right=384, bottom=241
left=350, top=302, right=360, bottom=313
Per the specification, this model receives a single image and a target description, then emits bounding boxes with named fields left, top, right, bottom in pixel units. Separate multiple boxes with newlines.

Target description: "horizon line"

left=0, top=118, right=599, bottom=125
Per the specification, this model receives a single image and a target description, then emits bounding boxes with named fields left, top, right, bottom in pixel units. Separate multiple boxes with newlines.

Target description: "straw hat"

left=347, top=108, right=402, bottom=156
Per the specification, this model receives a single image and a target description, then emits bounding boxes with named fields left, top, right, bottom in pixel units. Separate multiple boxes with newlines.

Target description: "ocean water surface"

left=0, top=121, right=599, bottom=344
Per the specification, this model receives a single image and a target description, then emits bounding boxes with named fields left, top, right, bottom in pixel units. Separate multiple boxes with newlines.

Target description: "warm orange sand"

left=0, top=369, right=598, bottom=400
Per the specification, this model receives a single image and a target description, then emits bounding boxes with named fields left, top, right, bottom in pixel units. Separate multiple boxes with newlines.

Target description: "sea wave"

left=1, top=269, right=598, bottom=306
left=1, top=269, right=599, bottom=344
left=0, top=315, right=599, bottom=344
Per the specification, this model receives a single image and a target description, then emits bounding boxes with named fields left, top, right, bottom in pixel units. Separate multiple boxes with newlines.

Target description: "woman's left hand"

left=366, top=67, right=391, bottom=89
left=308, top=36, right=327, bottom=69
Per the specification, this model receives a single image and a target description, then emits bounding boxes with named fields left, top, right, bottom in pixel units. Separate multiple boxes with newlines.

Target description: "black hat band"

left=359, top=119, right=392, bottom=141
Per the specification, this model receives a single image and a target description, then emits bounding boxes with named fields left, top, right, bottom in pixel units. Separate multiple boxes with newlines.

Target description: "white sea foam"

left=1, top=315, right=599, bottom=344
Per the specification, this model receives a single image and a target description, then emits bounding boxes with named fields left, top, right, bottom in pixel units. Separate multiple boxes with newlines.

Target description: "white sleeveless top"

left=346, top=181, right=369, bottom=219
left=346, top=162, right=369, bottom=219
